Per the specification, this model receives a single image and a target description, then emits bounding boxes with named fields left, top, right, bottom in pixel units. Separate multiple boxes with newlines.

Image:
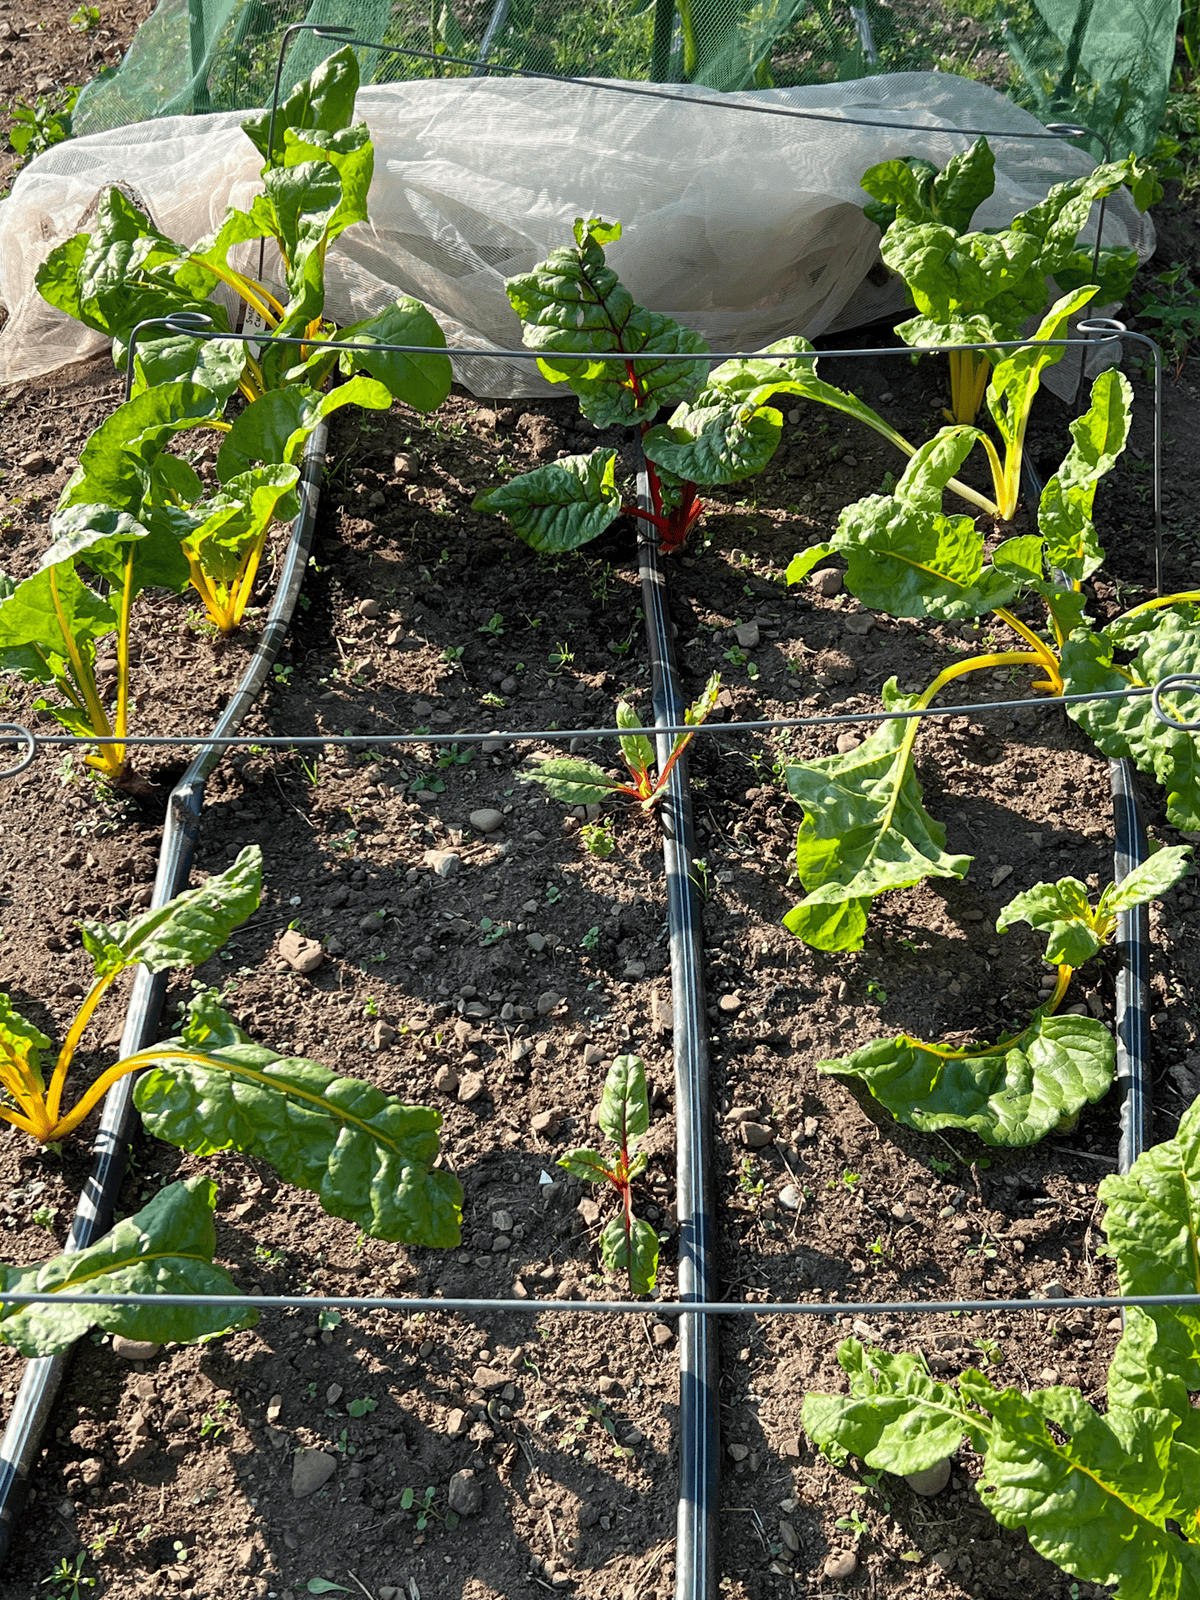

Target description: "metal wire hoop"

left=1152, top=673, right=1200, bottom=733
left=0, top=724, right=37, bottom=777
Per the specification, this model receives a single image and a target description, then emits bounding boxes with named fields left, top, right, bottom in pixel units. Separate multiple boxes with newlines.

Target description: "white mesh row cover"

left=0, top=70, right=1153, bottom=396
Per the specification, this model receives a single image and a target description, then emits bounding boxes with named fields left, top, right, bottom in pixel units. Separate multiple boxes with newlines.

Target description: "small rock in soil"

left=266, top=1394, right=283, bottom=1424
left=835, top=731, right=861, bottom=753
left=373, top=1022, right=397, bottom=1049
left=291, top=1448, right=337, bottom=1498
left=823, top=1549, right=858, bottom=1580
left=1042, top=1280, right=1067, bottom=1299
left=810, top=567, right=843, bottom=596
left=447, top=1468, right=483, bottom=1515
left=79, top=1458, right=105, bottom=1488
left=359, top=911, right=386, bottom=934
left=492, top=1209, right=514, bottom=1231
left=734, top=622, right=760, bottom=649
left=393, top=451, right=419, bottom=479
left=779, top=1520, right=800, bottom=1553
left=740, top=1122, right=775, bottom=1148
left=536, top=990, right=560, bottom=1015
left=426, top=849, right=461, bottom=878
left=905, top=1458, right=951, bottom=1496
left=651, top=1323, right=674, bottom=1348
left=278, top=929, right=324, bottom=975
left=357, top=598, right=381, bottom=619
left=111, top=1336, right=161, bottom=1361
left=843, top=611, right=875, bottom=635
left=728, top=1443, right=749, bottom=1461
left=458, top=1071, right=486, bottom=1104
left=718, top=993, right=742, bottom=1015
left=470, top=807, right=504, bottom=833
left=991, top=864, right=1014, bottom=887
left=778, top=1184, right=801, bottom=1211
left=446, top=1408, right=468, bottom=1436
left=531, top=1109, right=560, bottom=1136
left=19, top=450, right=50, bottom=473
left=474, top=1366, right=508, bottom=1390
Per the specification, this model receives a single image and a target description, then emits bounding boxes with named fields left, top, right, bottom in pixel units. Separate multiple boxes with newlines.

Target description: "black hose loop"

left=634, top=458, right=719, bottom=1600
left=0, top=421, right=328, bottom=1568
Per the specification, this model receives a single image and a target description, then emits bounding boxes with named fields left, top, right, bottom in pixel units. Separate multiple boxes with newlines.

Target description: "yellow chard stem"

left=230, top=526, right=272, bottom=631
left=45, top=972, right=118, bottom=1125
left=46, top=1052, right=144, bottom=1142
left=992, top=607, right=1062, bottom=691
left=1117, top=589, right=1200, bottom=622
left=48, top=568, right=120, bottom=778
left=113, top=545, right=135, bottom=759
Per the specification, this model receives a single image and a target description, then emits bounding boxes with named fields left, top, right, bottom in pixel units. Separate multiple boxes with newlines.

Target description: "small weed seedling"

left=580, top=819, right=616, bottom=859
left=581, top=925, right=601, bottom=952
left=521, top=673, right=719, bottom=817
left=559, top=1056, right=658, bottom=1294
left=40, top=1552, right=94, bottom=1598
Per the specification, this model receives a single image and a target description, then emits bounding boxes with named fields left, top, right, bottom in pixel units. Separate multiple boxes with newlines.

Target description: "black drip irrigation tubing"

left=0, top=419, right=329, bottom=1566
left=637, top=458, right=719, bottom=1600
left=1112, top=759, right=1152, bottom=1177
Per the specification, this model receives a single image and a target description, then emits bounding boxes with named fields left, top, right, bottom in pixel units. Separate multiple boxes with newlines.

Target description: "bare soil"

left=0, top=19, right=1199, bottom=1600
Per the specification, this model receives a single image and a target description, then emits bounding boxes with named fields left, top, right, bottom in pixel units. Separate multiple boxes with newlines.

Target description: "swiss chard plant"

left=0, top=845, right=462, bottom=1251
left=861, top=135, right=1159, bottom=424
left=801, top=1087, right=1200, bottom=1600
left=558, top=1055, right=659, bottom=1295
left=521, top=673, right=719, bottom=814
left=35, top=46, right=451, bottom=416
left=474, top=219, right=813, bottom=552
left=780, top=367, right=1200, bottom=952
left=816, top=848, right=1190, bottom=1146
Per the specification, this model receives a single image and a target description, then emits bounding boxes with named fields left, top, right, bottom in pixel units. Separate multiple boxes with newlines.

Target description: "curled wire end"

left=1076, top=316, right=1126, bottom=350
left=163, top=312, right=215, bottom=335
left=0, top=723, right=37, bottom=778
left=1152, top=673, right=1200, bottom=733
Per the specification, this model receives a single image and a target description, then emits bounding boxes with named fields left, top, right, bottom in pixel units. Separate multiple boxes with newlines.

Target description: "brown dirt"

left=0, top=21, right=1199, bottom=1600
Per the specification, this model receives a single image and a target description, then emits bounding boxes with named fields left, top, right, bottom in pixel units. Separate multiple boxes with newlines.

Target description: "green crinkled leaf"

left=986, top=285, right=1100, bottom=452
left=642, top=401, right=781, bottom=485
left=827, top=427, right=1017, bottom=620
left=1099, top=845, right=1192, bottom=917
left=783, top=679, right=970, bottom=952
left=519, top=755, right=623, bottom=804
left=599, top=1212, right=658, bottom=1296
left=473, top=451, right=622, bottom=553
left=59, top=380, right=223, bottom=518
left=505, top=219, right=709, bottom=426
left=0, top=1177, right=253, bottom=1358
left=928, top=136, right=996, bottom=235
left=0, top=561, right=114, bottom=684
left=965, top=1371, right=1200, bottom=1596
left=803, top=1339, right=982, bottom=1472
left=45, top=501, right=191, bottom=597
left=241, top=44, right=359, bottom=166
left=598, top=1055, right=649, bottom=1149
left=179, top=465, right=300, bottom=586
left=1039, top=369, right=1132, bottom=582
left=215, top=377, right=392, bottom=480
left=993, top=535, right=1044, bottom=582
left=282, top=122, right=372, bottom=246
left=557, top=1148, right=614, bottom=1184
left=995, top=876, right=1104, bottom=967
left=1099, top=1093, right=1200, bottom=1395
left=1062, top=609, right=1200, bottom=832
left=860, top=155, right=939, bottom=231
left=134, top=993, right=462, bottom=1248
left=132, top=326, right=244, bottom=404
left=616, top=699, right=654, bottom=783
left=0, top=993, right=51, bottom=1097
left=817, top=1010, right=1115, bottom=1146
left=78, top=845, right=262, bottom=980
left=328, top=298, right=451, bottom=413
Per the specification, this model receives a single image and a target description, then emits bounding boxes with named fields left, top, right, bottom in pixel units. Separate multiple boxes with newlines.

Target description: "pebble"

left=623, top=959, right=646, bottom=979
left=1041, top=1367, right=1060, bottom=1383
left=734, top=622, right=760, bottom=649
left=779, top=1520, right=800, bottom=1553
left=718, top=993, right=743, bottom=1015
left=843, top=611, right=875, bottom=635
left=79, top=1458, right=105, bottom=1487
left=991, top=864, right=1014, bottom=887
left=291, top=1448, right=337, bottom=1498
left=835, top=731, right=861, bottom=753
left=373, top=1022, right=397, bottom=1049
left=492, top=1209, right=514, bottom=1232
left=823, top=1549, right=858, bottom=1580
left=434, top=1065, right=460, bottom=1095
left=447, top=1468, right=483, bottom=1516
left=470, top=808, right=505, bottom=833
left=891, top=1202, right=910, bottom=1222
left=359, top=911, right=386, bottom=935
left=458, top=1071, right=486, bottom=1104
left=527, top=932, right=547, bottom=952
left=19, top=450, right=50, bottom=473
left=727, top=1443, right=750, bottom=1461
left=427, top=850, right=461, bottom=879
left=740, top=1122, right=775, bottom=1148
left=905, top=1458, right=951, bottom=1496
left=531, top=1109, right=561, bottom=1136
left=267, top=1394, right=283, bottom=1424
left=473, top=1366, right=509, bottom=1390
left=1042, top=1280, right=1067, bottom=1299
left=536, top=990, right=560, bottom=1016
left=651, top=1323, right=675, bottom=1348
left=278, top=929, right=324, bottom=974
left=810, top=567, right=843, bottom=597
left=778, top=1184, right=801, bottom=1211
left=446, top=1407, right=468, bottom=1437
left=386, top=625, right=407, bottom=647
left=111, top=1336, right=161, bottom=1361
left=357, top=598, right=381, bottom=619
left=394, top=451, right=419, bottom=479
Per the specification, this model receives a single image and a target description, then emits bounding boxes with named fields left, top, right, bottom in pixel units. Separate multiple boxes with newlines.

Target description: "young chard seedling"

left=521, top=673, right=719, bottom=816
left=559, top=1056, right=659, bottom=1295
left=817, top=848, right=1190, bottom=1146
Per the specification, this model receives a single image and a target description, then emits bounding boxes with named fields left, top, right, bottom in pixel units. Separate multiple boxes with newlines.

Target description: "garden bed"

left=0, top=323, right=1197, bottom=1600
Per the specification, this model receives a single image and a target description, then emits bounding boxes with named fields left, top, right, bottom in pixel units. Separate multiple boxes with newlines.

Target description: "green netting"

left=67, top=0, right=1181, bottom=158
